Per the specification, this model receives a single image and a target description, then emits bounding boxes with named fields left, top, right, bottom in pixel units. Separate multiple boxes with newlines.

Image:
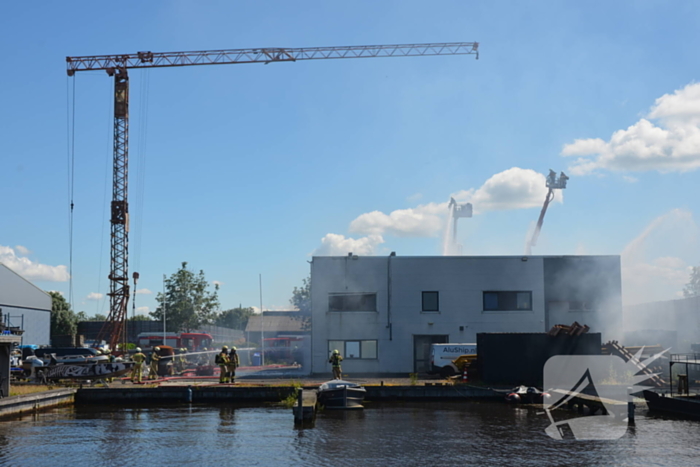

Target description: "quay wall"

left=0, top=389, right=76, bottom=419
left=76, top=384, right=501, bottom=404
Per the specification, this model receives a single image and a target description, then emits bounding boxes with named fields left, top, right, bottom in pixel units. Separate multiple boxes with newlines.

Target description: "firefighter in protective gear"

left=177, top=348, right=188, bottom=373
left=329, top=349, right=343, bottom=379
left=226, top=346, right=240, bottom=384
left=148, top=347, right=161, bottom=380
left=216, top=346, right=230, bottom=383
left=103, top=349, right=115, bottom=382
left=198, top=348, right=210, bottom=366
left=131, top=348, right=146, bottom=383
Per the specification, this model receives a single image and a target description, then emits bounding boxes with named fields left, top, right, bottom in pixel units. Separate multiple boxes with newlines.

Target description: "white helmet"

left=135, top=347, right=142, bottom=352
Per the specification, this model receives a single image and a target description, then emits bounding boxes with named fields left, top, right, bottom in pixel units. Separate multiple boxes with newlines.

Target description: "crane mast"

left=66, top=42, right=479, bottom=350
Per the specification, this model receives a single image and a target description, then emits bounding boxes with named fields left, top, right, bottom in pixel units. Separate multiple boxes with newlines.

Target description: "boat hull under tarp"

left=39, top=362, right=134, bottom=381
left=317, top=380, right=366, bottom=409
left=643, top=390, right=700, bottom=420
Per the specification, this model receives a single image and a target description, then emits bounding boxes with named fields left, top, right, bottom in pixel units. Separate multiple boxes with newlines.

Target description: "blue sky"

left=2, top=1, right=700, bottom=316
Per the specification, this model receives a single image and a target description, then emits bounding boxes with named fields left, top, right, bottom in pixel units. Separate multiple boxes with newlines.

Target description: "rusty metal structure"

left=66, top=42, right=479, bottom=350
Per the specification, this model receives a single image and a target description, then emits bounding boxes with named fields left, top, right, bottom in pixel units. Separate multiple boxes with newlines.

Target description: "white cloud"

left=407, top=192, right=423, bottom=202
left=14, top=245, right=30, bottom=255
left=312, top=233, right=384, bottom=256
left=621, top=209, right=700, bottom=305
left=349, top=203, right=445, bottom=238
left=457, top=167, right=562, bottom=214
left=135, top=288, right=152, bottom=295
left=136, top=306, right=150, bottom=315
left=348, top=168, right=560, bottom=238
left=212, top=280, right=223, bottom=287
left=622, top=175, right=639, bottom=183
left=562, top=82, right=700, bottom=175
left=86, top=292, right=104, bottom=301
left=0, top=245, right=69, bottom=282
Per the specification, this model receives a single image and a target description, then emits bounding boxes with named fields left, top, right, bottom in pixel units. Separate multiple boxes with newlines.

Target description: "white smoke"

left=621, top=208, right=700, bottom=305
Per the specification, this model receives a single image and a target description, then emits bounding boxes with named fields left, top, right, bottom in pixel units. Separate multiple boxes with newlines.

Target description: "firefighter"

left=148, top=347, right=161, bottom=380
left=216, top=346, right=230, bottom=383
left=103, top=348, right=115, bottom=382
left=178, top=348, right=188, bottom=373
left=198, top=348, right=210, bottom=366
left=227, top=346, right=240, bottom=384
left=131, top=347, right=146, bottom=383
left=329, top=349, right=343, bottom=379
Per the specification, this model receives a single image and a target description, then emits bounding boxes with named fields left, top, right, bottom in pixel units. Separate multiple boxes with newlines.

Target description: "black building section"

left=77, top=321, right=163, bottom=344
left=543, top=256, right=622, bottom=331
left=477, top=332, right=602, bottom=387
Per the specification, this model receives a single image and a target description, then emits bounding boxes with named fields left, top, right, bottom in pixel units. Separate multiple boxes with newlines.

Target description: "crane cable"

left=66, top=76, right=76, bottom=310
left=96, top=80, right=114, bottom=316
left=133, top=69, right=150, bottom=278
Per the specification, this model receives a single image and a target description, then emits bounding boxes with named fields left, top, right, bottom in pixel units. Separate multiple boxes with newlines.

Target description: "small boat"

left=37, top=361, right=134, bottom=382
left=643, top=352, right=700, bottom=420
left=317, top=380, right=366, bottom=409
left=504, top=385, right=551, bottom=404
left=643, top=390, right=700, bottom=420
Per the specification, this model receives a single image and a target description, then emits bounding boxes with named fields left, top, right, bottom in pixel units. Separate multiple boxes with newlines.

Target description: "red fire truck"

left=137, top=332, right=213, bottom=351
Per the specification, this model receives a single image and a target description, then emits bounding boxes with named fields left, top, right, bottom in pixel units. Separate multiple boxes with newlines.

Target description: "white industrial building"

left=310, top=254, right=622, bottom=375
left=0, top=263, right=51, bottom=346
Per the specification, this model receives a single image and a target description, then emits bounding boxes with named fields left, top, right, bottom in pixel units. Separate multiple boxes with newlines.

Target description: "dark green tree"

left=216, top=306, right=255, bottom=330
left=290, top=275, right=311, bottom=314
left=684, top=266, right=700, bottom=298
left=290, top=275, right=311, bottom=331
left=49, top=291, right=77, bottom=338
left=150, top=262, right=220, bottom=332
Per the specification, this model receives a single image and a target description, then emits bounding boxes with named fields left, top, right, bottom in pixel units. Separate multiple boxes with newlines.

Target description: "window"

left=328, top=340, right=378, bottom=359
left=328, top=293, right=377, bottom=312
left=422, top=291, right=439, bottom=312
left=483, top=291, right=532, bottom=311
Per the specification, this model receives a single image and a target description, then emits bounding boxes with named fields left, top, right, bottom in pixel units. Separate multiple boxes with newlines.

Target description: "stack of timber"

left=602, top=340, right=666, bottom=388
left=547, top=322, right=590, bottom=337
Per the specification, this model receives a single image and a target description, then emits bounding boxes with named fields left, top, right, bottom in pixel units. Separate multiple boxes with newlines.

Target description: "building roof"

left=0, top=262, right=51, bottom=311
left=245, top=313, right=308, bottom=333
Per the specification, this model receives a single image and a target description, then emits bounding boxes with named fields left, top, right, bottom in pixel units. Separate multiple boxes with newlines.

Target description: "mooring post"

left=297, top=388, right=303, bottom=410
left=627, top=386, right=635, bottom=425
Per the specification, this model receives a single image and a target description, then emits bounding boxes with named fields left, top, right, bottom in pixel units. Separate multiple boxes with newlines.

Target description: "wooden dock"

left=292, top=388, right=317, bottom=424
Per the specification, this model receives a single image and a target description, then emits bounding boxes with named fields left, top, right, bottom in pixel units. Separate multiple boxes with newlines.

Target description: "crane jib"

left=66, top=42, right=479, bottom=75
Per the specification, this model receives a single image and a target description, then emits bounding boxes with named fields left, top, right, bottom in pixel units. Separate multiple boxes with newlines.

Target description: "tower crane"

left=66, top=42, right=479, bottom=350
left=525, top=170, right=569, bottom=256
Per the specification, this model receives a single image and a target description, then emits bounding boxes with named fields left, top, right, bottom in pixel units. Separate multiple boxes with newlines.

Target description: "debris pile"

left=547, top=322, right=589, bottom=337
left=602, top=340, right=666, bottom=387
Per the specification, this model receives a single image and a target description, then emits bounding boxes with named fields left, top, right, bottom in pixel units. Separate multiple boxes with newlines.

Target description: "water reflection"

left=0, top=402, right=697, bottom=466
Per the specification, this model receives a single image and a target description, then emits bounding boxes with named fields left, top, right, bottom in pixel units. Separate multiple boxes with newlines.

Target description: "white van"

left=430, top=343, right=477, bottom=377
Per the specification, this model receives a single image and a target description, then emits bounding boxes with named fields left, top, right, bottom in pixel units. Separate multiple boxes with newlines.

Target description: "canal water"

left=0, top=401, right=699, bottom=466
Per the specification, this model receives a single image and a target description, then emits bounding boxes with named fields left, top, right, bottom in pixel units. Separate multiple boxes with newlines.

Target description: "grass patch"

left=281, top=380, right=303, bottom=408
left=9, top=385, right=56, bottom=397
left=409, top=373, right=419, bottom=386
